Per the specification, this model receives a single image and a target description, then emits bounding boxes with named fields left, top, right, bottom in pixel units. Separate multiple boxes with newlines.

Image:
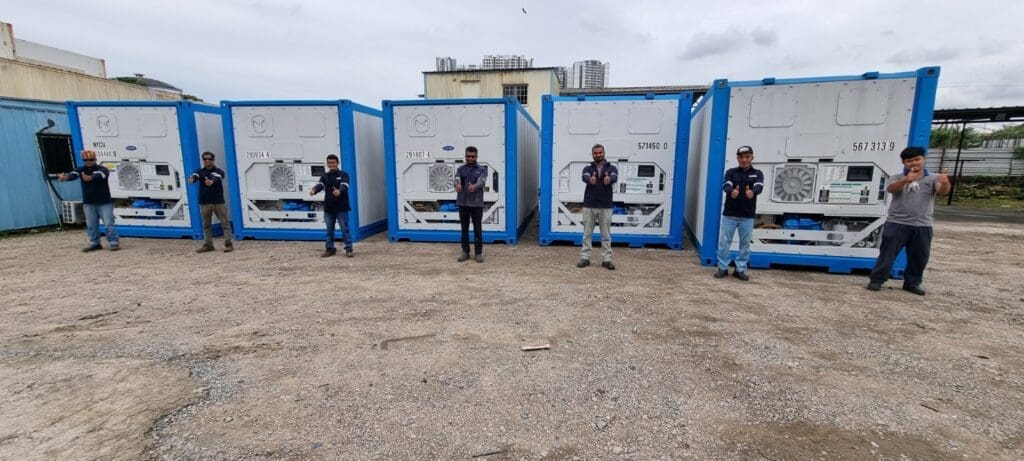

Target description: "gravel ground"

left=1, top=217, right=1022, bottom=460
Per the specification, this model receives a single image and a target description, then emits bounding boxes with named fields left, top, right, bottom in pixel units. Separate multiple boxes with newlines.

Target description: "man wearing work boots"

left=58, top=149, right=120, bottom=252
left=576, top=144, right=618, bottom=270
left=714, top=145, right=764, bottom=281
left=309, top=154, right=353, bottom=258
left=866, top=146, right=950, bottom=295
left=455, top=146, right=487, bottom=263
left=188, top=151, right=234, bottom=253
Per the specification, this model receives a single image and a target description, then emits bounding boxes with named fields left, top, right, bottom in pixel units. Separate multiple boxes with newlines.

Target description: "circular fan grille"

left=269, top=164, right=296, bottom=192
left=117, top=163, right=143, bottom=190
left=773, top=166, right=814, bottom=202
left=428, top=164, right=455, bottom=193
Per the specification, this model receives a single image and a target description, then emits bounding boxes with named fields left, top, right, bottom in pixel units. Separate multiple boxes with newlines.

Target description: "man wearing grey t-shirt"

left=867, top=146, right=951, bottom=295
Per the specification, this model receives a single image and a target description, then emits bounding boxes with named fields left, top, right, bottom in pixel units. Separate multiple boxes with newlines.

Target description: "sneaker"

left=601, top=261, right=616, bottom=270
left=902, top=284, right=926, bottom=296
left=733, top=270, right=749, bottom=281
left=196, top=244, right=214, bottom=253
left=108, top=244, right=120, bottom=251
left=866, top=282, right=882, bottom=291
left=223, top=241, right=234, bottom=253
left=81, top=244, right=102, bottom=252
left=345, top=249, right=353, bottom=258
left=474, top=254, right=484, bottom=263
left=457, top=253, right=470, bottom=262
left=713, top=268, right=729, bottom=278
left=576, top=259, right=590, bottom=268
left=321, top=249, right=336, bottom=258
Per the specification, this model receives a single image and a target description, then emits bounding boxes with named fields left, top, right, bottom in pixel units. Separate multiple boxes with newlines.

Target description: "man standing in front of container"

left=576, top=144, right=618, bottom=270
left=188, top=151, right=234, bottom=253
left=309, top=154, right=353, bottom=258
left=455, top=146, right=487, bottom=263
left=866, top=146, right=950, bottom=295
left=714, top=145, right=763, bottom=281
left=58, top=149, right=120, bottom=251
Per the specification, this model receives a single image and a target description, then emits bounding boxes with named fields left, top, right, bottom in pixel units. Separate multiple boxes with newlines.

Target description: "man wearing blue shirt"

left=188, top=151, right=233, bottom=253
left=715, top=146, right=764, bottom=281
left=455, top=146, right=487, bottom=263
left=58, top=149, right=120, bottom=252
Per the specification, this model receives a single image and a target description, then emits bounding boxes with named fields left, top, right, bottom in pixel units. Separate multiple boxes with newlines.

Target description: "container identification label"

left=95, top=149, right=118, bottom=159
left=246, top=151, right=271, bottom=160
left=406, top=151, right=430, bottom=159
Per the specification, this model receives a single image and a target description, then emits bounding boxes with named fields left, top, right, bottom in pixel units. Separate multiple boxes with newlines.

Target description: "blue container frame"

left=382, top=98, right=538, bottom=245
left=688, top=67, right=941, bottom=276
left=67, top=100, right=224, bottom=239
left=220, top=100, right=387, bottom=242
left=538, top=92, right=694, bottom=249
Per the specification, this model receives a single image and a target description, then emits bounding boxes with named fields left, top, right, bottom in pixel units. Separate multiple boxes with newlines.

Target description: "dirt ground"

left=1, top=214, right=1022, bottom=460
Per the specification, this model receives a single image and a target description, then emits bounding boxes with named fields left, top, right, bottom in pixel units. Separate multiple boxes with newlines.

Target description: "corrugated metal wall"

left=0, top=97, right=82, bottom=231
left=927, top=147, right=1023, bottom=176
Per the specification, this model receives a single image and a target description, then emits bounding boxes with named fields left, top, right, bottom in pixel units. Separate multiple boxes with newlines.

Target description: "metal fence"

left=927, top=147, right=1023, bottom=176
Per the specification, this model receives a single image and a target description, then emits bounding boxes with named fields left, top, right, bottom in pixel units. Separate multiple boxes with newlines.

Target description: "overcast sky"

left=5, top=0, right=1023, bottom=110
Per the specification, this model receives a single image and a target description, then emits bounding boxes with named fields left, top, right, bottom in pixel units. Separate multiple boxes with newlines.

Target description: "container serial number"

left=851, top=141, right=896, bottom=152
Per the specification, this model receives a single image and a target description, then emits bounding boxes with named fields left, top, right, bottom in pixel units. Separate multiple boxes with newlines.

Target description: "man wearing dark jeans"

left=309, top=154, right=353, bottom=258
left=455, top=146, right=487, bottom=263
left=867, top=146, right=950, bottom=295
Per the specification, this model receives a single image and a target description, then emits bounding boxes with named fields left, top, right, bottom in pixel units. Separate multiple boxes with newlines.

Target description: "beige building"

left=423, top=67, right=560, bottom=122
left=0, top=20, right=178, bottom=102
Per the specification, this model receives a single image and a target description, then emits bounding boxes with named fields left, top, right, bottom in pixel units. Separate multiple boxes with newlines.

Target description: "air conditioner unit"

left=62, top=201, right=85, bottom=224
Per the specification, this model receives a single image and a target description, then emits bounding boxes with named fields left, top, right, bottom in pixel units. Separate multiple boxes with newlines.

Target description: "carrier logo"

left=125, top=145, right=138, bottom=151
left=442, top=145, right=455, bottom=151
left=246, top=151, right=271, bottom=160
left=251, top=115, right=268, bottom=134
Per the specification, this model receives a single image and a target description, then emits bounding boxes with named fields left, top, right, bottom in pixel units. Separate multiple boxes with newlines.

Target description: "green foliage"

left=1014, top=145, right=1024, bottom=159
left=987, top=123, right=1024, bottom=140
left=182, top=94, right=204, bottom=102
left=930, top=126, right=983, bottom=148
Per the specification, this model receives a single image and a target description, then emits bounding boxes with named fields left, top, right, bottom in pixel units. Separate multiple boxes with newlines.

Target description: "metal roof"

left=932, top=106, right=1024, bottom=123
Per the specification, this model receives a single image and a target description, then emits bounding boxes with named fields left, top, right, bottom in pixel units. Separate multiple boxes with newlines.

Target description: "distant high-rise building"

left=569, top=60, right=610, bottom=89
left=482, top=54, right=533, bottom=70
left=553, top=67, right=568, bottom=89
left=435, top=57, right=457, bottom=71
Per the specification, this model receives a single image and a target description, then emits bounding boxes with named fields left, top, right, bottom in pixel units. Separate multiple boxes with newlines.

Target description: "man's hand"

left=589, top=174, right=597, bottom=185
left=905, top=168, right=923, bottom=182
left=745, top=186, right=754, bottom=199
left=81, top=173, right=93, bottom=183
left=309, top=187, right=318, bottom=196
left=204, top=178, right=214, bottom=186
left=332, top=187, right=341, bottom=197
left=468, top=183, right=476, bottom=192
left=455, top=181, right=462, bottom=193
left=730, top=187, right=739, bottom=199
left=936, top=168, right=950, bottom=185
left=58, top=173, right=68, bottom=181
left=603, top=173, right=611, bottom=185
left=188, top=175, right=196, bottom=184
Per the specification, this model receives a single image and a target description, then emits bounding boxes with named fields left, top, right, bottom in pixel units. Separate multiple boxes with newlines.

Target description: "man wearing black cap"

left=715, top=146, right=763, bottom=281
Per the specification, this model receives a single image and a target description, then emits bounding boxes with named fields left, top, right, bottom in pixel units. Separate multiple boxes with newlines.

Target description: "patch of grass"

left=939, top=196, right=1024, bottom=209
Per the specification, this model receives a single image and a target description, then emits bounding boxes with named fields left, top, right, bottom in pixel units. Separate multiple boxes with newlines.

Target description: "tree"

left=986, top=123, right=1024, bottom=140
left=931, top=126, right=983, bottom=171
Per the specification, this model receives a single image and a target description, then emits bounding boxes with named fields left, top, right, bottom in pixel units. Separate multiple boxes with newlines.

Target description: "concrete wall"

left=0, top=58, right=176, bottom=101
left=424, top=69, right=557, bottom=122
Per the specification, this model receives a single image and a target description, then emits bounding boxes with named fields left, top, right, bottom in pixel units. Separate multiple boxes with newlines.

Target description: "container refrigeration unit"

left=222, top=100, right=387, bottom=241
left=68, top=101, right=226, bottom=239
left=539, top=93, right=693, bottom=249
left=685, top=67, right=940, bottom=275
left=383, top=98, right=539, bottom=245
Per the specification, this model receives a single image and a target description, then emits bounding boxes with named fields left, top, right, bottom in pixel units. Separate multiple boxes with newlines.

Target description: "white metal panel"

left=230, top=105, right=338, bottom=229
left=353, top=110, right=386, bottom=226
left=723, top=77, right=918, bottom=255
left=686, top=93, right=713, bottom=247
left=549, top=98, right=679, bottom=236
left=392, top=104, right=506, bottom=231
left=194, top=111, right=229, bottom=225
left=516, top=109, right=540, bottom=230
left=77, top=106, right=190, bottom=227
